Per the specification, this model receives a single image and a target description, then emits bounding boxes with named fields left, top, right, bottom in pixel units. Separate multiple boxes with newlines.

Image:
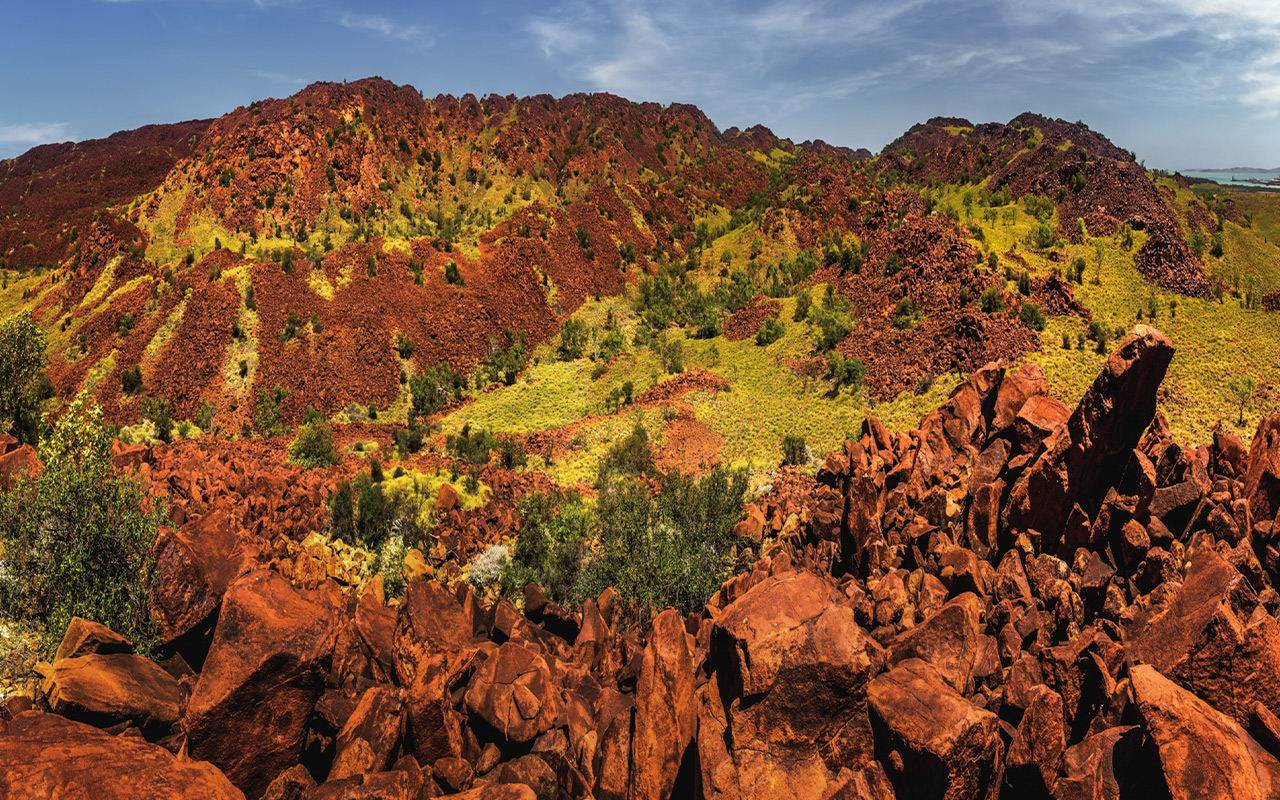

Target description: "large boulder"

left=151, top=507, right=249, bottom=648
left=47, top=652, right=180, bottom=738
left=701, top=570, right=884, bottom=799
left=463, top=641, right=562, bottom=745
left=185, top=570, right=337, bottom=799
left=887, top=593, right=983, bottom=694
left=867, top=658, right=1002, bottom=800
left=54, top=616, right=133, bottom=662
left=0, top=711, right=243, bottom=800
left=1246, top=413, right=1280, bottom=525
left=631, top=608, right=697, bottom=800
left=1005, top=326, right=1175, bottom=551
left=1123, top=546, right=1280, bottom=728
left=1130, top=664, right=1280, bottom=800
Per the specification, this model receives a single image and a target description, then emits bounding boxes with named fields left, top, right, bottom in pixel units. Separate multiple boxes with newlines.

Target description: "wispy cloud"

left=338, top=12, right=432, bottom=47
left=0, top=122, right=73, bottom=146
left=527, top=0, right=1280, bottom=137
left=251, top=69, right=307, bottom=86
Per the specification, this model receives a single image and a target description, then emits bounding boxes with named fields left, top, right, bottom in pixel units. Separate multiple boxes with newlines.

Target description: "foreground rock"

left=185, top=570, right=336, bottom=798
left=47, top=652, right=180, bottom=738
left=0, top=711, right=243, bottom=799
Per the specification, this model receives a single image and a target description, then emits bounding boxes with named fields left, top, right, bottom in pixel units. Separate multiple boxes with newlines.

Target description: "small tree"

left=781, top=434, right=809, bottom=466
left=978, top=286, right=1005, bottom=313
left=0, top=312, right=49, bottom=444
left=756, top=317, right=785, bottom=346
left=289, top=408, right=339, bottom=469
left=1227, top=374, right=1257, bottom=425
left=1019, top=302, right=1046, bottom=331
left=0, top=390, right=166, bottom=651
left=558, top=318, right=589, bottom=361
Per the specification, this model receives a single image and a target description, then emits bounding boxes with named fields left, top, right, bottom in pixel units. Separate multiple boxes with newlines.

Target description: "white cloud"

left=0, top=122, right=73, bottom=146
left=339, top=12, right=432, bottom=47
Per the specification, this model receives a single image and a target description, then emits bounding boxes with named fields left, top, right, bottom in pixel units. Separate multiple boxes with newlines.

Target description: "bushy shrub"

left=0, top=312, right=49, bottom=444
left=825, top=350, right=867, bottom=392
left=0, top=390, right=166, bottom=651
left=143, top=397, right=173, bottom=444
left=253, top=385, right=289, bottom=437
left=558, top=317, right=589, bottom=361
left=755, top=316, right=785, bottom=346
left=289, top=408, right=339, bottom=469
left=793, top=288, right=812, bottom=321
left=470, top=543, right=511, bottom=591
left=979, top=286, right=1005, bottom=313
left=409, top=361, right=466, bottom=417
left=122, top=365, right=144, bottom=396
left=1019, top=302, right=1046, bottom=331
left=781, top=434, right=809, bottom=466
left=447, top=423, right=499, bottom=464
left=597, top=421, right=654, bottom=483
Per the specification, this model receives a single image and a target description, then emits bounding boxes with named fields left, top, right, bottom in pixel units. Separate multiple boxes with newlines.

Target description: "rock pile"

left=6, top=326, right=1280, bottom=799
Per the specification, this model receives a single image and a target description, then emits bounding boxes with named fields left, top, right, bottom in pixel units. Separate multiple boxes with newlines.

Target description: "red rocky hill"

left=4, top=328, right=1280, bottom=798
left=0, top=80, right=1207, bottom=421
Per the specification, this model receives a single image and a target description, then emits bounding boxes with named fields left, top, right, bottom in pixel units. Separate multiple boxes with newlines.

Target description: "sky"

left=3, top=1, right=1280, bottom=169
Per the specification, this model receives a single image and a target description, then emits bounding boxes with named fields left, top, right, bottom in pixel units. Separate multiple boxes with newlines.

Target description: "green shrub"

left=891, top=297, right=923, bottom=329
left=882, top=252, right=902, bottom=276
left=597, top=421, right=654, bottom=483
left=0, top=390, right=166, bottom=652
left=500, top=489, right=591, bottom=600
left=1029, top=221, right=1055, bottom=250
left=409, top=361, right=466, bottom=417
left=115, top=312, right=135, bottom=338
left=253, top=385, right=289, bottom=437
left=825, top=350, right=867, bottom=392
left=978, top=286, right=1005, bottom=313
left=444, top=260, right=464, bottom=285
left=755, top=316, right=785, bottom=346
left=781, top=434, right=809, bottom=466
left=143, top=397, right=173, bottom=444
left=289, top=413, right=339, bottom=470
left=793, top=288, right=812, bottom=321
left=1019, top=302, right=1046, bottom=331
left=122, top=365, right=144, bottom=396
left=558, top=317, right=589, bottom=361
left=396, top=334, right=416, bottom=360
left=194, top=400, right=215, bottom=431
left=0, top=312, right=49, bottom=444
left=447, top=423, right=499, bottom=464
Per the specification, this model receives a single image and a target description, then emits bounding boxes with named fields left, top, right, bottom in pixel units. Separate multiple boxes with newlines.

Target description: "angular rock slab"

left=185, top=569, right=336, bottom=799
left=867, top=658, right=1002, bottom=800
left=48, top=652, right=180, bottom=737
left=464, top=641, right=562, bottom=745
left=701, top=570, right=884, bottom=799
left=1130, top=664, right=1280, bottom=800
left=0, top=711, right=243, bottom=800
left=1005, top=326, right=1174, bottom=551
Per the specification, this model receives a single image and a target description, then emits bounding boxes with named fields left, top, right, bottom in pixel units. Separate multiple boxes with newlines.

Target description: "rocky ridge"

left=4, top=325, right=1280, bottom=798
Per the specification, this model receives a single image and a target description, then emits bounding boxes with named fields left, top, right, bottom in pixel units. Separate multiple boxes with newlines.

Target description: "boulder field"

left=6, top=324, right=1280, bottom=799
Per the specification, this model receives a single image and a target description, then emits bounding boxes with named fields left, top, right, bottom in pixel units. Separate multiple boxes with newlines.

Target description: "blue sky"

left=3, top=1, right=1280, bottom=168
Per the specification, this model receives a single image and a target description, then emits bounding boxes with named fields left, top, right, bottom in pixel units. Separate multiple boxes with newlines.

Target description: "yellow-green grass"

left=926, top=183, right=1280, bottom=445
left=380, top=467, right=489, bottom=530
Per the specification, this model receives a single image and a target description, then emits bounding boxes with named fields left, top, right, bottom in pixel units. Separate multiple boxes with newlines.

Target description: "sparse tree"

left=1228, top=374, right=1257, bottom=425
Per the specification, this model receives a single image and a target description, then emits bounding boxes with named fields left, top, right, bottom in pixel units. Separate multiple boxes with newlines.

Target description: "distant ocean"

left=1182, top=171, right=1280, bottom=187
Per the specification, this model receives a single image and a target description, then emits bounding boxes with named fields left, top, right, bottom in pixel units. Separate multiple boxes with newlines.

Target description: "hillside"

left=4, top=78, right=1280, bottom=800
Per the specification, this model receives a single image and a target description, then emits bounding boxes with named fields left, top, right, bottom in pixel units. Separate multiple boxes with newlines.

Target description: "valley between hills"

left=1, top=78, right=1280, bottom=800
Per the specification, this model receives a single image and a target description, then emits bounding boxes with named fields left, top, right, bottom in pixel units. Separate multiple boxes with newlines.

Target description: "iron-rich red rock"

left=0, top=711, right=243, bottom=800
left=463, top=641, right=562, bottom=744
left=1005, top=326, right=1175, bottom=552
left=866, top=658, right=1002, bottom=800
left=47, top=652, right=180, bottom=738
left=1130, top=663, right=1280, bottom=800
left=185, top=570, right=337, bottom=799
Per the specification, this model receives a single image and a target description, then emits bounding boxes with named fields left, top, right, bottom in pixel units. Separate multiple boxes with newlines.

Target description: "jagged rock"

left=151, top=507, right=249, bottom=647
left=631, top=608, right=696, bottom=800
left=439, top=785, right=537, bottom=799
left=1130, top=664, right=1280, bottom=799
left=464, top=641, right=562, bottom=744
left=1247, top=414, right=1280, bottom=525
left=887, top=593, right=983, bottom=694
left=867, top=658, right=1002, bottom=800
left=1001, top=685, right=1064, bottom=797
left=1005, top=327, right=1175, bottom=552
left=1055, top=725, right=1157, bottom=800
left=47, top=652, right=180, bottom=738
left=261, top=764, right=316, bottom=800
left=0, top=711, right=243, bottom=799
left=185, top=570, right=337, bottom=799
left=702, top=570, right=884, bottom=799
left=53, top=617, right=134, bottom=662
left=993, top=362, right=1048, bottom=432
left=335, top=685, right=405, bottom=774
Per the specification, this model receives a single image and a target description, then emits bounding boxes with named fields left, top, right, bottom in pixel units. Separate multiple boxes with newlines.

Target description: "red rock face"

left=0, top=711, right=243, bottom=800
left=184, top=570, right=337, bottom=798
left=7, top=328, right=1280, bottom=798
